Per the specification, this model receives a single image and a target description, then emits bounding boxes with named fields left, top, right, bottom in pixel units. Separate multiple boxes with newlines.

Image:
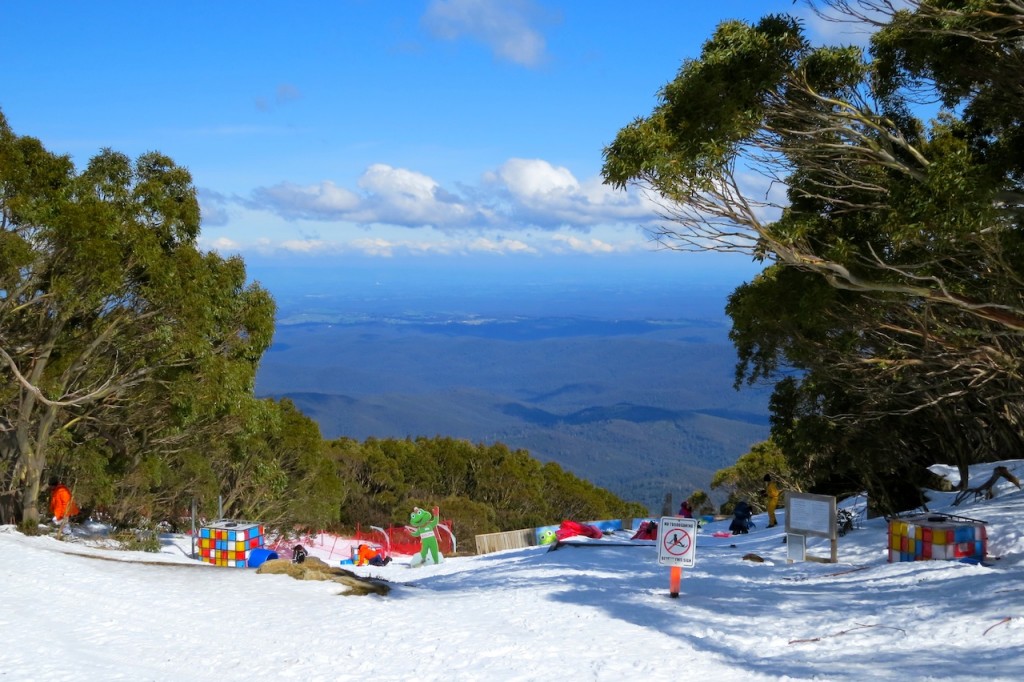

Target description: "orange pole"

left=669, top=566, right=682, bottom=598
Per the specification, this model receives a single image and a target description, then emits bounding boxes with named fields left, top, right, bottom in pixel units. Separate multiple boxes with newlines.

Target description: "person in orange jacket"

left=48, top=477, right=80, bottom=524
left=355, top=544, right=391, bottom=567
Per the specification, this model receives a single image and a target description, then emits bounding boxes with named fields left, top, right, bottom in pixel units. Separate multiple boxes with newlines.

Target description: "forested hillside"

left=326, top=435, right=648, bottom=549
left=256, top=315, right=771, bottom=514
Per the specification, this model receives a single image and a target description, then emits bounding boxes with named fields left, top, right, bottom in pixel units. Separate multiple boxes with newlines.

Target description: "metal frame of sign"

left=786, top=531, right=806, bottom=563
left=784, top=491, right=838, bottom=563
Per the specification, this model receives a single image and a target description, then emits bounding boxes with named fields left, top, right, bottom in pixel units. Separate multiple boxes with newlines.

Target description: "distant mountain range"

left=255, top=312, right=771, bottom=514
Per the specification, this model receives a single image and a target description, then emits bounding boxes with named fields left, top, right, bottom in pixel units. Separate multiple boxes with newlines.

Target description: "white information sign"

left=789, top=497, right=831, bottom=535
left=657, top=517, right=698, bottom=568
left=784, top=492, right=839, bottom=564
left=785, top=492, right=836, bottom=538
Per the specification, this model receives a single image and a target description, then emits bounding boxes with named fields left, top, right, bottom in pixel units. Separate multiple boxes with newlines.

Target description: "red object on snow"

left=555, top=520, right=603, bottom=541
left=631, top=521, right=658, bottom=540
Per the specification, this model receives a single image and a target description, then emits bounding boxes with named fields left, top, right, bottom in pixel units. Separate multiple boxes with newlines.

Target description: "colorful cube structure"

left=887, top=515, right=986, bottom=563
left=197, top=521, right=266, bottom=567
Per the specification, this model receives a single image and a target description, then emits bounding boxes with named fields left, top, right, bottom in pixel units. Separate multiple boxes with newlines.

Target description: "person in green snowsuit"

left=408, top=506, right=441, bottom=566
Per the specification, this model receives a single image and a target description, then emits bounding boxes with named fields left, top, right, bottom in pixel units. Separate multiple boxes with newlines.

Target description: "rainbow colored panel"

left=887, top=516, right=986, bottom=563
left=198, top=521, right=267, bottom=568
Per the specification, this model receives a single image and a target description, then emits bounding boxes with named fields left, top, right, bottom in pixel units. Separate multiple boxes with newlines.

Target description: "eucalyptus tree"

left=0, top=112, right=277, bottom=524
left=213, top=397, right=342, bottom=530
left=601, top=2, right=1024, bottom=502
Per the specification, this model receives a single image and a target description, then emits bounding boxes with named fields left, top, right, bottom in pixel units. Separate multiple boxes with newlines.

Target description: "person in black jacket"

left=729, top=500, right=753, bottom=535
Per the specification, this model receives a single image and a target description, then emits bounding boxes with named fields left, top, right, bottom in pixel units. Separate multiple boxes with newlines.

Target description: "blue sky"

left=2, top=1, right=868, bottom=282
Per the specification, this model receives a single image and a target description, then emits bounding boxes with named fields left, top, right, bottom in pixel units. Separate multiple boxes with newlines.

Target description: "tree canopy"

left=0, top=111, right=341, bottom=528
left=327, top=435, right=648, bottom=548
left=603, top=1, right=1024, bottom=511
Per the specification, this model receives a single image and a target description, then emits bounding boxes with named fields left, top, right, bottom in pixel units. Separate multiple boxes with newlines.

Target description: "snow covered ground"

left=2, top=461, right=1022, bottom=681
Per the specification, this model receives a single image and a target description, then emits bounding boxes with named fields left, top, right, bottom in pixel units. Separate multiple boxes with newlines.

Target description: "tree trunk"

left=20, top=456, right=42, bottom=525
left=15, top=414, right=54, bottom=527
left=956, top=459, right=971, bottom=493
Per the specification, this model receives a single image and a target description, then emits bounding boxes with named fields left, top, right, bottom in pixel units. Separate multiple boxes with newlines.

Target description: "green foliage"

left=112, top=529, right=161, bottom=553
left=604, top=15, right=806, bottom=194
left=686, top=490, right=714, bottom=517
left=431, top=496, right=498, bottom=553
left=602, top=2, right=1024, bottom=511
left=711, top=439, right=793, bottom=514
left=327, top=435, right=644, bottom=535
left=0, top=111, right=337, bottom=530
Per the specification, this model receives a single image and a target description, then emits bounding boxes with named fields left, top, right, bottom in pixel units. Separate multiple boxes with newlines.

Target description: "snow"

left=2, top=461, right=1023, bottom=681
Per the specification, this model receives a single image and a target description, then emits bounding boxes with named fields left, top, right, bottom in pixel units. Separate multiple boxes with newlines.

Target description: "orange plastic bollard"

left=669, top=565, right=682, bottom=598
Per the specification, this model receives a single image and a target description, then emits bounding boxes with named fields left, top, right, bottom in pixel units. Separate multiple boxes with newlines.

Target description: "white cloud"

left=359, top=164, right=440, bottom=201
left=278, top=239, right=333, bottom=253
left=339, top=235, right=536, bottom=258
left=352, top=164, right=491, bottom=227
left=422, top=0, right=552, bottom=67
left=487, top=158, right=659, bottom=228
left=203, top=224, right=646, bottom=260
left=250, top=166, right=495, bottom=229
left=496, top=158, right=579, bottom=198
left=251, top=181, right=361, bottom=220
left=204, top=236, right=241, bottom=251
left=240, top=157, right=661, bottom=242
left=548, top=234, right=616, bottom=255
left=348, top=237, right=399, bottom=257
left=465, top=236, right=537, bottom=254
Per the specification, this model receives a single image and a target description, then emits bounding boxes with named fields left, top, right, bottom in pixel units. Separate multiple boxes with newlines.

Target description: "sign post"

left=658, top=517, right=698, bottom=597
left=785, top=492, right=838, bottom=563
